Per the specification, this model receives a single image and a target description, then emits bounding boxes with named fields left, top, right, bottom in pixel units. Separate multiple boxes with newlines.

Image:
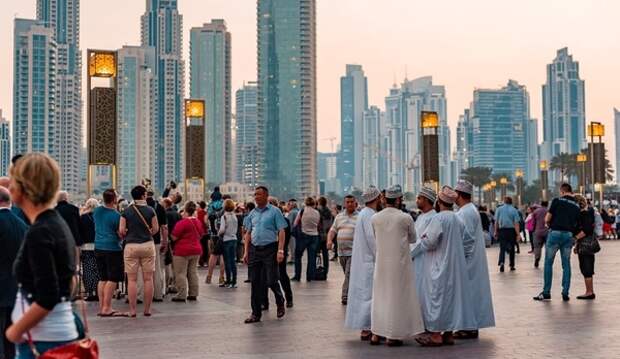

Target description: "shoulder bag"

left=132, top=204, right=154, bottom=239
left=578, top=235, right=601, bottom=255
left=211, top=216, right=224, bottom=255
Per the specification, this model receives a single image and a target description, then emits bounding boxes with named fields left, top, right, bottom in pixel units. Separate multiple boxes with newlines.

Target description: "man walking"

left=345, top=186, right=382, bottom=341
left=146, top=191, right=168, bottom=301
left=494, top=197, right=521, bottom=272
left=534, top=183, right=580, bottom=302
left=530, top=201, right=549, bottom=268
left=0, top=186, right=27, bottom=359
left=371, top=185, right=424, bottom=346
left=243, top=186, right=288, bottom=323
left=455, top=180, right=495, bottom=339
left=327, top=195, right=358, bottom=305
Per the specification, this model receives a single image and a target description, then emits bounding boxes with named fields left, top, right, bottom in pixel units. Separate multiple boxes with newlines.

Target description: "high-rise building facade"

left=37, top=0, right=83, bottom=194
left=455, top=108, right=474, bottom=176
left=615, top=108, right=620, bottom=183
left=257, top=0, right=317, bottom=199
left=383, top=76, right=451, bottom=194
left=527, top=118, right=539, bottom=182
left=317, top=152, right=340, bottom=195
left=141, top=0, right=185, bottom=192
left=361, top=106, right=384, bottom=189
left=190, top=20, right=232, bottom=185
left=13, top=19, right=58, bottom=161
left=0, top=110, right=9, bottom=177
left=469, top=80, right=533, bottom=181
left=542, top=47, right=586, bottom=160
left=339, top=64, right=368, bottom=192
left=235, top=82, right=259, bottom=188
left=116, top=46, right=157, bottom=198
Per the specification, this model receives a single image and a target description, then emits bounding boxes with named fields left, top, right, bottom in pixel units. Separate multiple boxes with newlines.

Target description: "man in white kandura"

left=370, top=185, right=424, bottom=347
left=455, top=180, right=495, bottom=339
left=412, top=186, right=437, bottom=295
left=344, top=186, right=382, bottom=341
left=412, top=186, right=475, bottom=347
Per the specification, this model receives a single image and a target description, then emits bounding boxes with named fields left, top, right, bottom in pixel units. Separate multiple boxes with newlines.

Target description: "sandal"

left=442, top=332, right=455, bottom=345
left=386, top=339, right=403, bottom=347
left=360, top=331, right=372, bottom=341
left=369, top=335, right=384, bottom=346
left=453, top=330, right=478, bottom=340
left=415, top=334, right=443, bottom=347
left=144, top=312, right=152, bottom=317
left=244, top=315, right=261, bottom=324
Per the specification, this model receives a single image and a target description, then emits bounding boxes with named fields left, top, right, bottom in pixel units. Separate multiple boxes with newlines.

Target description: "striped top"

left=330, top=211, right=358, bottom=257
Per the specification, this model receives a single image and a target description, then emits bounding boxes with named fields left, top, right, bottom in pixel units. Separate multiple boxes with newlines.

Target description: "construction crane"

left=321, top=137, right=338, bottom=153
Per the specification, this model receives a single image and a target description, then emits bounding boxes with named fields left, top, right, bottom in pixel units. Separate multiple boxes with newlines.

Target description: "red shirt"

left=196, top=208, right=206, bottom=224
left=171, top=217, right=204, bottom=257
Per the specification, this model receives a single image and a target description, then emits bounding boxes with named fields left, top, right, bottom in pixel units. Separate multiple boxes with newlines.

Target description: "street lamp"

left=515, top=169, right=524, bottom=207
left=421, top=111, right=439, bottom=192
left=185, top=99, right=206, bottom=201
left=490, top=180, right=497, bottom=208
left=540, top=160, right=548, bottom=201
left=500, top=177, right=508, bottom=200
left=576, top=153, right=587, bottom=195
left=588, top=122, right=605, bottom=205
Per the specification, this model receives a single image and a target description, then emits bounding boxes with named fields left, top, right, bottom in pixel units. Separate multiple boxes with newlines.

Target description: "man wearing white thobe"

left=371, top=185, right=424, bottom=346
left=411, top=187, right=437, bottom=296
left=412, top=186, right=476, bottom=347
left=344, top=186, right=382, bottom=341
left=455, top=180, right=495, bottom=339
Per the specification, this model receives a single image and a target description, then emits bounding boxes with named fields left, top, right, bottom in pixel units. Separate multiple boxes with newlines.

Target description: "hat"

left=362, top=185, right=381, bottom=203
left=385, top=185, right=403, bottom=199
left=438, top=186, right=458, bottom=205
left=417, top=186, right=437, bottom=204
left=455, top=179, right=473, bottom=195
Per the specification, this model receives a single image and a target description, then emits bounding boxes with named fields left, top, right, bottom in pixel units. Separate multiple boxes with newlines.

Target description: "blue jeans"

left=294, top=233, right=319, bottom=281
left=17, top=340, right=74, bottom=359
left=223, top=240, right=238, bottom=284
left=543, top=230, right=573, bottom=296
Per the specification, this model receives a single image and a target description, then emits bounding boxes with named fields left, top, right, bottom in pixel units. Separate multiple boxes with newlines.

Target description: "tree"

left=460, top=167, right=492, bottom=204
left=549, top=153, right=576, bottom=183
left=581, top=147, right=615, bottom=184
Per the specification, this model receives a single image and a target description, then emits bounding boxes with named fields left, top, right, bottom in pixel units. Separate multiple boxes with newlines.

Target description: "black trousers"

left=498, top=228, right=517, bottom=268
left=249, top=243, right=284, bottom=318
left=263, top=254, right=293, bottom=306
left=0, top=306, right=15, bottom=359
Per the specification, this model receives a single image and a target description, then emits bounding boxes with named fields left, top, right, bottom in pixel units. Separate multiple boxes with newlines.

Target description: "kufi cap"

left=438, top=186, right=458, bottom=205
left=385, top=184, right=403, bottom=199
left=455, top=179, right=474, bottom=195
left=418, top=186, right=437, bottom=204
left=362, top=185, right=381, bottom=203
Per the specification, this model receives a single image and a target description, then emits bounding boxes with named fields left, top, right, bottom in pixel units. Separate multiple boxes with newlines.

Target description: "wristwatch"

left=277, top=249, right=285, bottom=254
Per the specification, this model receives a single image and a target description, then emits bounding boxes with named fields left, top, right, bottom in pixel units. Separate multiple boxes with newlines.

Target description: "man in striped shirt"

left=328, top=195, right=358, bottom=305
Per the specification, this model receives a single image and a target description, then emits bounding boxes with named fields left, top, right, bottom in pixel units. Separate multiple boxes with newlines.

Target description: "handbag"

left=132, top=204, right=154, bottom=239
left=21, top=280, right=99, bottom=358
left=211, top=216, right=225, bottom=255
left=578, top=235, right=601, bottom=255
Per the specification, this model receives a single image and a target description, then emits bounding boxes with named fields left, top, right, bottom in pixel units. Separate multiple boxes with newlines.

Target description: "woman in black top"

left=79, top=198, right=99, bottom=301
left=6, top=153, right=79, bottom=358
left=573, top=195, right=597, bottom=300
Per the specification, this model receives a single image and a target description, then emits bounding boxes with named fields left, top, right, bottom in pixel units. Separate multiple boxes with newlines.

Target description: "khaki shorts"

left=124, top=242, right=156, bottom=274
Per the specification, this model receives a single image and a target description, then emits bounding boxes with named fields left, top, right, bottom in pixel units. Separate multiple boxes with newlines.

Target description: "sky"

left=1, top=0, right=619, bottom=164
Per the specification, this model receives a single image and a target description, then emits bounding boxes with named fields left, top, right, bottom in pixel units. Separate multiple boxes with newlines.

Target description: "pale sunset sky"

left=1, top=0, right=618, bottom=162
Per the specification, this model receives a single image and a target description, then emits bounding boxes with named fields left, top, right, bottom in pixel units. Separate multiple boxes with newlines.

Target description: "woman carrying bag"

left=5, top=153, right=98, bottom=358
left=573, top=195, right=600, bottom=300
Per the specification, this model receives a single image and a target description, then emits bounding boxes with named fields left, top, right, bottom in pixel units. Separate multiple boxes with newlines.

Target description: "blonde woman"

left=6, top=154, right=79, bottom=358
left=79, top=198, right=100, bottom=301
left=219, top=199, right=239, bottom=288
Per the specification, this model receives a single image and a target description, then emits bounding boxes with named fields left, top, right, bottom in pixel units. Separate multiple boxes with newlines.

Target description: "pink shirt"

left=171, top=217, right=204, bottom=257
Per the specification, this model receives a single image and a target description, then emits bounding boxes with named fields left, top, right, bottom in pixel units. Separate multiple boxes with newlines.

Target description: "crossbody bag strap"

left=132, top=204, right=152, bottom=234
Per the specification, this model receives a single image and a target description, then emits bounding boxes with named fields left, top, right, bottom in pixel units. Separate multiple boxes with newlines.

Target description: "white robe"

left=456, top=203, right=495, bottom=329
left=345, top=207, right=376, bottom=330
left=371, top=208, right=424, bottom=339
left=412, top=210, right=476, bottom=332
left=411, top=210, right=436, bottom=297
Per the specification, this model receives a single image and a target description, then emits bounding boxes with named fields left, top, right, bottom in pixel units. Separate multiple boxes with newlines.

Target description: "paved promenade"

left=89, top=242, right=620, bottom=359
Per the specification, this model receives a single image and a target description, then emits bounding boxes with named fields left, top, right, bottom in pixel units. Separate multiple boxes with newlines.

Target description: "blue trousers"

left=223, top=240, right=238, bottom=284
left=543, top=230, right=573, bottom=296
left=294, top=233, right=319, bottom=281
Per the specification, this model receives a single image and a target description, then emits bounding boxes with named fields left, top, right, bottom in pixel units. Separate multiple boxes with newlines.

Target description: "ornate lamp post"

left=588, top=122, right=605, bottom=205
left=540, top=160, right=549, bottom=201
left=500, top=177, right=508, bottom=200
left=184, top=99, right=206, bottom=202
left=515, top=169, right=524, bottom=207
left=576, top=153, right=587, bottom=195
left=421, top=111, right=440, bottom=193
left=490, top=180, right=497, bottom=208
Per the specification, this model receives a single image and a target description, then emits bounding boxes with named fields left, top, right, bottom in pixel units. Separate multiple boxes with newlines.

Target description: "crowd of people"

left=0, top=152, right=610, bottom=357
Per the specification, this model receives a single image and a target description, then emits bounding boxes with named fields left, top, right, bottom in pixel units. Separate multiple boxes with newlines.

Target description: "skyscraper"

left=0, top=110, right=9, bottom=177
left=383, top=76, right=450, bottom=194
left=13, top=19, right=57, bottom=161
left=361, top=106, right=384, bottom=189
left=527, top=118, right=539, bottom=182
left=116, top=46, right=157, bottom=198
left=141, top=0, right=185, bottom=192
left=190, top=20, right=232, bottom=185
left=542, top=47, right=586, bottom=160
left=615, top=108, right=620, bottom=183
left=339, top=64, right=368, bottom=192
left=37, top=0, right=83, bottom=194
left=470, top=80, right=533, bottom=181
left=257, top=0, right=317, bottom=199
left=235, top=82, right=258, bottom=188
left=456, top=108, right=474, bottom=176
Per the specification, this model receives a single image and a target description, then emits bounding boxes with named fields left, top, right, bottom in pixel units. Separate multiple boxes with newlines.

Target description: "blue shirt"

left=93, top=206, right=122, bottom=251
left=494, top=204, right=521, bottom=229
left=245, top=204, right=288, bottom=246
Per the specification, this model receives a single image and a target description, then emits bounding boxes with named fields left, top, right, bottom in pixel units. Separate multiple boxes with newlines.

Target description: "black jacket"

left=0, top=208, right=28, bottom=307
left=13, top=210, right=76, bottom=310
left=55, top=200, right=82, bottom=246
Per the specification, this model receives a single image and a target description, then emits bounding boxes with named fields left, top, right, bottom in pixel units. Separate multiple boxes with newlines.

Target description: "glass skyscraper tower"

left=141, top=0, right=185, bottom=192
left=257, top=0, right=317, bottom=198
left=235, top=82, right=259, bottom=188
left=190, top=20, right=232, bottom=186
left=36, top=0, right=82, bottom=194
left=13, top=19, right=57, bottom=162
left=0, top=110, right=9, bottom=177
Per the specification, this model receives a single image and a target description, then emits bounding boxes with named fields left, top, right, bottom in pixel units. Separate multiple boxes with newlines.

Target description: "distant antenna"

left=404, top=65, right=408, bottom=81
